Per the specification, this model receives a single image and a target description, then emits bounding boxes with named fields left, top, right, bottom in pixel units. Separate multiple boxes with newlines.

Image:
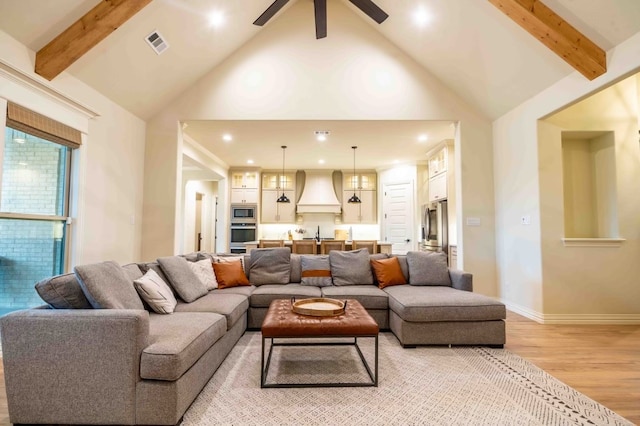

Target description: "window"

left=0, top=104, right=79, bottom=313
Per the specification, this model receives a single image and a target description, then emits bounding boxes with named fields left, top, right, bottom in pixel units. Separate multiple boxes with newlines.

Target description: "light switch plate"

left=521, top=215, right=531, bottom=225
left=466, top=217, right=481, bottom=226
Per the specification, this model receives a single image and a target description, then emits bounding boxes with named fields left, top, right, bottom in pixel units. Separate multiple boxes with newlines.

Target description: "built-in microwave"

left=231, top=204, right=257, bottom=223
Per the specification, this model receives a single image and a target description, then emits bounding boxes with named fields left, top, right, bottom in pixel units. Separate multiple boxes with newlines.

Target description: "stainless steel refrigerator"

left=422, top=200, right=448, bottom=255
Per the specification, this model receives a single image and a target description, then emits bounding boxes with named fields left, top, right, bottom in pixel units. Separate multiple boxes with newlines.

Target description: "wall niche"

left=561, top=130, right=618, bottom=239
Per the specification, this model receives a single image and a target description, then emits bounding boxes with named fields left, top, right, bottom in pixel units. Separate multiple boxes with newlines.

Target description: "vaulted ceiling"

left=1, top=0, right=640, bottom=169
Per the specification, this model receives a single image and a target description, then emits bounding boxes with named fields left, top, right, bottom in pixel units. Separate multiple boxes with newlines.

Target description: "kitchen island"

left=244, top=240, right=392, bottom=254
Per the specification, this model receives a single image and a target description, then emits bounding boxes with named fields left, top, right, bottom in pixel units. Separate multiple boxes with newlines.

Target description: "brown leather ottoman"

left=261, top=298, right=379, bottom=388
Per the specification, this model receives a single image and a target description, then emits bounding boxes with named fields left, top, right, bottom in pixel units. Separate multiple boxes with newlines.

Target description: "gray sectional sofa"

left=0, top=248, right=505, bottom=425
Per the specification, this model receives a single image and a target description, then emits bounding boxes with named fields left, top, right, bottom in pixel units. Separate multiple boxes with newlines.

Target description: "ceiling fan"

left=253, top=0, right=389, bottom=39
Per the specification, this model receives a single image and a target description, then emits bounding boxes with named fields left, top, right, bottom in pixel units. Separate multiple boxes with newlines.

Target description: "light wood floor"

left=0, top=311, right=637, bottom=425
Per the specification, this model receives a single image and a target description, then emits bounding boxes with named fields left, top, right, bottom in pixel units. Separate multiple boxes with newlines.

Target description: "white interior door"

left=382, top=182, right=415, bottom=254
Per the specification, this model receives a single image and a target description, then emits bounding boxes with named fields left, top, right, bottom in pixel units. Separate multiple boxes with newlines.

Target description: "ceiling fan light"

left=348, top=193, right=361, bottom=203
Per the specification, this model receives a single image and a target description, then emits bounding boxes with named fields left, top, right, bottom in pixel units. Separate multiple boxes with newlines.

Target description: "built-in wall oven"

left=230, top=204, right=257, bottom=253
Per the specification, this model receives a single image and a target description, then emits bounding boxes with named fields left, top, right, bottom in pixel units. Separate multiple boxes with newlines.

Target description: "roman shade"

left=6, top=102, right=82, bottom=148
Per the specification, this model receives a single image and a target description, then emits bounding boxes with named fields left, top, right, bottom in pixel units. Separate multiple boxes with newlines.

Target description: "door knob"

left=405, top=239, right=411, bottom=243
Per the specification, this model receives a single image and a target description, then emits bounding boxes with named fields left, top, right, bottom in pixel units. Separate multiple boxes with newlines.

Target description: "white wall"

left=145, top=0, right=498, bottom=295
left=493, top=32, right=640, bottom=322
left=0, top=30, right=146, bottom=266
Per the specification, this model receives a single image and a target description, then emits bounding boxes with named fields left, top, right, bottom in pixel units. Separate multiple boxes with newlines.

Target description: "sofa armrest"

left=449, top=269, right=473, bottom=292
left=0, top=309, right=149, bottom=425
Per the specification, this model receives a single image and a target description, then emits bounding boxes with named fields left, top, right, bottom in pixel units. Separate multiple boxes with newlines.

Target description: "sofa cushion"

left=329, top=249, right=373, bottom=286
left=394, top=255, right=410, bottom=282
left=141, top=312, right=226, bottom=381
left=212, top=285, right=256, bottom=297
left=406, top=251, right=451, bottom=286
left=74, top=261, right=144, bottom=310
left=122, top=263, right=144, bottom=281
left=300, top=255, right=332, bottom=287
left=157, top=256, right=208, bottom=303
left=321, top=285, right=388, bottom=310
left=371, top=257, right=407, bottom=289
left=188, top=259, right=217, bottom=290
left=250, top=284, right=322, bottom=308
left=385, top=285, right=506, bottom=322
left=175, top=293, right=248, bottom=330
left=290, top=254, right=302, bottom=283
left=134, top=269, right=178, bottom=314
left=249, top=248, right=291, bottom=285
left=213, top=260, right=250, bottom=289
left=138, top=262, right=171, bottom=287
left=35, top=272, right=92, bottom=309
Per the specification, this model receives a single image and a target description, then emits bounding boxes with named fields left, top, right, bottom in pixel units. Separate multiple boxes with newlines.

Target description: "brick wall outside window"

left=0, top=129, right=67, bottom=310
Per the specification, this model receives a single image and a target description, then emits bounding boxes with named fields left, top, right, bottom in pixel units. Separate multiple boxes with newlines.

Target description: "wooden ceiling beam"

left=35, top=0, right=153, bottom=81
left=489, top=0, right=606, bottom=80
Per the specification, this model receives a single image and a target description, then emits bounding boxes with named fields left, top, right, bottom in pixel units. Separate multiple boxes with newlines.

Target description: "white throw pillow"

left=133, top=269, right=177, bottom=314
left=188, top=259, right=218, bottom=290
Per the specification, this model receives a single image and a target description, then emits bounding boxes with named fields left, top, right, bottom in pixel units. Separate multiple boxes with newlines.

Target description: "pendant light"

left=276, top=145, right=290, bottom=203
left=348, top=146, right=361, bottom=203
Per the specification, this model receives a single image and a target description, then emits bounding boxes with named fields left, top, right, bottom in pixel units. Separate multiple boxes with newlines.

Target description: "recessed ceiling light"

left=418, top=134, right=428, bottom=142
left=318, top=159, right=325, bottom=165
left=393, top=160, right=400, bottom=164
left=247, top=159, right=254, bottom=164
left=208, top=11, right=225, bottom=27
left=222, top=133, right=233, bottom=142
left=413, top=8, right=432, bottom=27
left=314, top=130, right=330, bottom=142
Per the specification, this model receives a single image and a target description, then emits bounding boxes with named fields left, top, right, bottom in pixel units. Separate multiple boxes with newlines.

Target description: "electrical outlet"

left=521, top=215, right=531, bottom=225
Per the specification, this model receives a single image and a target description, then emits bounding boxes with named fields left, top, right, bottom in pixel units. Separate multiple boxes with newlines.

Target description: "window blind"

left=6, top=102, right=82, bottom=148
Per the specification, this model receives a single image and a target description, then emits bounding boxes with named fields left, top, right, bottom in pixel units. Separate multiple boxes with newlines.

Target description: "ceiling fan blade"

left=253, top=0, right=290, bottom=26
left=314, top=0, right=327, bottom=39
left=348, top=0, right=388, bottom=24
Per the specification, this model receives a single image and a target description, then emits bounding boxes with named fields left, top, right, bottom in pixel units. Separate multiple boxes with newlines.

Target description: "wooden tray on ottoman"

left=291, top=298, right=345, bottom=317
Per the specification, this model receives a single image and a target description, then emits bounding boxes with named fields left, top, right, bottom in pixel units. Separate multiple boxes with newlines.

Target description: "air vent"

left=145, top=30, right=169, bottom=55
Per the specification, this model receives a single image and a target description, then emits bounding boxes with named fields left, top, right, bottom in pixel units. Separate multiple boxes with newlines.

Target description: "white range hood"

left=297, top=171, right=342, bottom=214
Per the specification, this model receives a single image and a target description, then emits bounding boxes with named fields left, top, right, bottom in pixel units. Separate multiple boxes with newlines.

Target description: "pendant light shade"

left=276, top=145, right=290, bottom=203
left=348, top=146, right=361, bottom=204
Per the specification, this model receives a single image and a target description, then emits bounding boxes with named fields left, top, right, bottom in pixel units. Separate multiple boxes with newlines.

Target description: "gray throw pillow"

left=157, top=256, right=208, bottom=303
left=74, top=261, right=144, bottom=310
left=35, top=272, right=92, bottom=309
left=329, top=249, right=373, bottom=286
left=300, top=255, right=332, bottom=287
left=249, top=248, right=291, bottom=285
left=406, top=251, right=451, bottom=286
left=134, top=269, right=177, bottom=314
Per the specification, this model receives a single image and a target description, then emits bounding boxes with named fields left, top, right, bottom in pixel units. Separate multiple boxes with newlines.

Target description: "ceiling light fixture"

left=247, top=159, right=254, bottom=164
left=413, top=7, right=432, bottom=27
left=418, top=134, right=428, bottom=142
left=315, top=130, right=330, bottom=142
left=318, top=159, right=325, bottom=165
left=222, top=133, right=233, bottom=142
left=348, top=146, right=361, bottom=204
left=276, top=145, right=290, bottom=203
left=208, top=11, right=225, bottom=27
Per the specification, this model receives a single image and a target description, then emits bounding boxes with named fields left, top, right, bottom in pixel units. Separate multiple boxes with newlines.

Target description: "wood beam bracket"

left=489, top=0, right=606, bottom=80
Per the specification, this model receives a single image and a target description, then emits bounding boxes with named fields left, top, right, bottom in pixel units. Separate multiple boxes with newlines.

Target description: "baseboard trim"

left=503, top=299, right=640, bottom=324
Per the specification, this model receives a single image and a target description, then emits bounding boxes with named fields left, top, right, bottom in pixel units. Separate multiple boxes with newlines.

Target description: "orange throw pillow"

left=212, top=260, right=250, bottom=289
left=371, top=257, right=407, bottom=289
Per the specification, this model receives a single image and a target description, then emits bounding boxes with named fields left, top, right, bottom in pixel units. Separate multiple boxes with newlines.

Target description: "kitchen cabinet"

left=262, top=171, right=295, bottom=190
left=428, top=147, right=447, bottom=178
left=261, top=190, right=296, bottom=223
left=428, top=172, right=446, bottom=202
left=230, top=170, right=259, bottom=204
left=344, top=172, right=376, bottom=190
left=231, top=171, right=258, bottom=189
left=231, top=188, right=258, bottom=204
left=342, top=189, right=376, bottom=224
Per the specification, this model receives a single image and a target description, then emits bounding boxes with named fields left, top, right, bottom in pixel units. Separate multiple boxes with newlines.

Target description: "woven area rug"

left=182, top=332, right=632, bottom=426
